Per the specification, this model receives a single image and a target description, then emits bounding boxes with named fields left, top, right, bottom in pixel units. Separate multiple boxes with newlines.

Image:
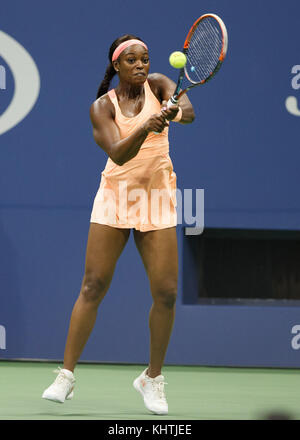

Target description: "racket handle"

left=167, top=96, right=179, bottom=107
left=153, top=97, right=178, bottom=134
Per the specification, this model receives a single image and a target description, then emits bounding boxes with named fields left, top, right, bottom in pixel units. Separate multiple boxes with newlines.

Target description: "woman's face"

left=114, top=44, right=150, bottom=84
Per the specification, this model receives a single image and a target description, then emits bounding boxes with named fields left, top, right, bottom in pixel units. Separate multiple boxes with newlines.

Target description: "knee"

left=80, top=273, right=110, bottom=303
left=153, top=285, right=177, bottom=309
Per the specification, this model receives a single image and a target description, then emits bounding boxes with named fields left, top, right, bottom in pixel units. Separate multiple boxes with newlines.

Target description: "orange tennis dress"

left=90, top=80, right=177, bottom=232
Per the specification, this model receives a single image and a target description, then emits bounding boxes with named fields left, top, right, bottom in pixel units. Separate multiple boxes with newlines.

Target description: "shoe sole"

left=133, top=378, right=168, bottom=415
left=42, top=390, right=74, bottom=403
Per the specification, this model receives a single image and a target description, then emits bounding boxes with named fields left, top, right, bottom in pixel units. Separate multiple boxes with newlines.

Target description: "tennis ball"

left=169, top=51, right=187, bottom=69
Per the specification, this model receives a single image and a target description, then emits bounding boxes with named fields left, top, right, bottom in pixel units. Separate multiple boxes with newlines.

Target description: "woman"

left=42, top=34, right=195, bottom=415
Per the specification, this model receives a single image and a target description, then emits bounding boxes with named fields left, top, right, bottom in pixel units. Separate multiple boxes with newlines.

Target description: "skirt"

left=90, top=146, right=177, bottom=232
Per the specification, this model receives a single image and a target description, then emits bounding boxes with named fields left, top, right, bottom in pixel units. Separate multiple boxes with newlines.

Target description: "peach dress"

left=90, top=80, right=177, bottom=232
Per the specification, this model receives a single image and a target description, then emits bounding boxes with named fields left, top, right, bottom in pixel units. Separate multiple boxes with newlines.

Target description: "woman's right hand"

left=142, top=114, right=169, bottom=134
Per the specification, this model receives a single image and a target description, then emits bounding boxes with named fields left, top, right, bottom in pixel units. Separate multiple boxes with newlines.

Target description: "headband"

left=112, top=39, right=148, bottom=62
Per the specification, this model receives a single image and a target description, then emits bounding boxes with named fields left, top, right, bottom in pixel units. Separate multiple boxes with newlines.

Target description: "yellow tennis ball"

left=169, top=51, right=187, bottom=69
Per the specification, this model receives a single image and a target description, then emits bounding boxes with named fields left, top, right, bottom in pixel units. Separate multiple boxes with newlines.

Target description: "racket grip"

left=167, top=96, right=179, bottom=107
left=153, top=97, right=179, bottom=134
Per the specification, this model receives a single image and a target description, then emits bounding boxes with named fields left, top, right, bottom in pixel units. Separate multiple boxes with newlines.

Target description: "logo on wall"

left=291, top=324, right=300, bottom=350
left=0, top=325, right=6, bottom=349
left=0, top=30, right=40, bottom=135
left=285, top=65, right=300, bottom=117
left=0, top=65, right=6, bottom=90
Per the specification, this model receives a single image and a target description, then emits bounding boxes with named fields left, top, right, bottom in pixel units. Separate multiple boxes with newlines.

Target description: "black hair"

left=96, top=34, right=145, bottom=99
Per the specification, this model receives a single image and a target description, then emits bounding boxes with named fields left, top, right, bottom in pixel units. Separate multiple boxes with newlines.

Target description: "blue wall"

left=1, top=0, right=300, bottom=367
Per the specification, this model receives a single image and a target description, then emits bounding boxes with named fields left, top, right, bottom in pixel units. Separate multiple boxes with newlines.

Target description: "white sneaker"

left=42, top=367, right=75, bottom=403
left=133, top=368, right=168, bottom=415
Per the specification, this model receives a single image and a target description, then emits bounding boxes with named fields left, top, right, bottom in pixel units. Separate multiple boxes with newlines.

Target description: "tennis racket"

left=167, top=13, right=228, bottom=108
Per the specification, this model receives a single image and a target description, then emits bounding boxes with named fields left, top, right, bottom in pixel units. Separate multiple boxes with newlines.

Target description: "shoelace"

left=152, top=380, right=168, bottom=401
left=53, top=367, right=69, bottom=385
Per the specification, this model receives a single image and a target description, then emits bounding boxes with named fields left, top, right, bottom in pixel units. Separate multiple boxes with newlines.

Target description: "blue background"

left=0, top=0, right=300, bottom=367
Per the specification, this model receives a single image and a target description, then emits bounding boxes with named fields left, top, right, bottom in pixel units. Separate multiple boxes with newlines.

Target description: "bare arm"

left=90, top=95, right=168, bottom=166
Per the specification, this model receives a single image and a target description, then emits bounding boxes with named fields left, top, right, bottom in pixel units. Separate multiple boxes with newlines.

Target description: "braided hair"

left=96, top=34, right=145, bottom=99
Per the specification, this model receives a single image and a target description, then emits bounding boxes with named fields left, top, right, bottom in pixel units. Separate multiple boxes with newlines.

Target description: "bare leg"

left=63, top=223, right=130, bottom=372
left=133, top=227, right=178, bottom=378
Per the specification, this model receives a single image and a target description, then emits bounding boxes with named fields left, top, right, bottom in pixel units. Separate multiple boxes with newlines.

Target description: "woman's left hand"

left=160, top=100, right=179, bottom=121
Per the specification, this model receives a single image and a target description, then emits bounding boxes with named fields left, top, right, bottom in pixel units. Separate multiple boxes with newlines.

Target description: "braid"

left=96, top=34, right=145, bottom=99
left=96, top=63, right=116, bottom=98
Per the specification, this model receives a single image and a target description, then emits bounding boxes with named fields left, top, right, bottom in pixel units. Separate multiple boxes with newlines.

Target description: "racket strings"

left=186, top=17, right=223, bottom=82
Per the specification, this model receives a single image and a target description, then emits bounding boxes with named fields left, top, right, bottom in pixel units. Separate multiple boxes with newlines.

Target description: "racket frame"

left=169, top=13, right=228, bottom=106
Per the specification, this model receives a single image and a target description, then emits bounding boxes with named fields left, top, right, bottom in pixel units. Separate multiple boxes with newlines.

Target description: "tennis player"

left=42, top=34, right=195, bottom=415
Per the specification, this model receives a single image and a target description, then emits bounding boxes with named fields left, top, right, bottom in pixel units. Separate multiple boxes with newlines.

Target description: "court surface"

left=0, top=361, right=299, bottom=420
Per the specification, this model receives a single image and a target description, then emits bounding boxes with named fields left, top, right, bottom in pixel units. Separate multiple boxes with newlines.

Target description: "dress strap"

left=108, top=89, right=117, bottom=101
